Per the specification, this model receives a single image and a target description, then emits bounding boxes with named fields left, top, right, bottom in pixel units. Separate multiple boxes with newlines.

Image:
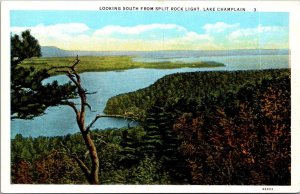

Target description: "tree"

left=141, top=102, right=189, bottom=183
left=11, top=159, right=33, bottom=184
left=119, top=126, right=145, bottom=167
left=11, top=30, right=77, bottom=119
left=11, top=30, right=136, bottom=184
left=56, top=58, right=139, bottom=184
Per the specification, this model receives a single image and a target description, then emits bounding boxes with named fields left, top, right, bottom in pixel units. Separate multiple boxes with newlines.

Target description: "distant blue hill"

left=41, top=46, right=142, bottom=57
left=41, top=46, right=289, bottom=58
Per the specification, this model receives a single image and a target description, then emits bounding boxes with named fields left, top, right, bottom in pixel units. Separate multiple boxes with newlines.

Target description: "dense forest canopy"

left=12, top=69, right=291, bottom=185
left=104, top=69, right=290, bottom=118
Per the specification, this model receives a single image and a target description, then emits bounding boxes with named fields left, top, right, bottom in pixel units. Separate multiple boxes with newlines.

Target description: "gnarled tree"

left=11, top=30, right=77, bottom=119
left=54, top=58, right=100, bottom=184
left=55, top=58, right=138, bottom=184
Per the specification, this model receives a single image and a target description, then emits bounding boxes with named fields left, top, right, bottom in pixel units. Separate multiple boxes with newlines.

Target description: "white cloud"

left=257, top=24, right=283, bottom=33
left=184, top=32, right=212, bottom=41
left=228, top=24, right=285, bottom=40
left=90, top=24, right=215, bottom=50
left=11, top=23, right=90, bottom=36
left=93, top=24, right=187, bottom=36
left=10, top=22, right=288, bottom=51
left=203, top=22, right=239, bottom=33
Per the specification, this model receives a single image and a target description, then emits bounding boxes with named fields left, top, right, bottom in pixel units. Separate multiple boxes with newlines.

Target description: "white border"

left=1, top=1, right=300, bottom=193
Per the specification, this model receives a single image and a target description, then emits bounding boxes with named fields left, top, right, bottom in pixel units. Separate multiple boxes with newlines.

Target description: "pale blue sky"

left=10, top=11, right=289, bottom=51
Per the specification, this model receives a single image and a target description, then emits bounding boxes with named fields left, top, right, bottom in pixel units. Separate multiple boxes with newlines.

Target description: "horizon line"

left=43, top=46, right=290, bottom=52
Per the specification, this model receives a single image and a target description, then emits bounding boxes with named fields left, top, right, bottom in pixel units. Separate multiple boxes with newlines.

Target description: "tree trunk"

left=76, top=110, right=99, bottom=184
left=62, top=59, right=100, bottom=185
left=82, top=132, right=99, bottom=184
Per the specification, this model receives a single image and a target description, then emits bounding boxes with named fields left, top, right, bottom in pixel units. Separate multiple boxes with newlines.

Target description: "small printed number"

left=262, top=188, right=273, bottom=191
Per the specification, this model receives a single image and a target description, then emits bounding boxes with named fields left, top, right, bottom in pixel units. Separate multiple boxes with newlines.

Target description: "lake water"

left=11, top=54, right=289, bottom=138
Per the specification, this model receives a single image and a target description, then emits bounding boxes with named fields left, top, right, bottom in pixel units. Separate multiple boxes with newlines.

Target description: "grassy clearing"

left=21, top=56, right=225, bottom=75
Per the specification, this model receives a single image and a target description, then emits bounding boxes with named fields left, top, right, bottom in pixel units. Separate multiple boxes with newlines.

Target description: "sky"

left=10, top=11, right=289, bottom=51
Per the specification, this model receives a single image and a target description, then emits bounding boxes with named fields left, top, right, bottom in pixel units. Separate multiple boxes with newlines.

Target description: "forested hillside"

left=12, top=69, right=291, bottom=184
left=103, top=68, right=291, bottom=184
left=104, top=69, right=290, bottom=118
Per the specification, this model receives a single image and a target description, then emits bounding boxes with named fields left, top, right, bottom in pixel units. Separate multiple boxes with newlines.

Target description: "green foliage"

left=119, top=127, right=145, bottom=167
left=126, top=155, right=171, bottom=184
left=11, top=30, right=41, bottom=66
left=104, top=68, right=291, bottom=185
left=33, top=152, right=87, bottom=184
left=11, top=133, right=87, bottom=184
left=104, top=69, right=290, bottom=117
left=11, top=30, right=77, bottom=119
left=141, top=102, right=190, bottom=183
left=21, top=56, right=224, bottom=76
left=11, top=127, right=173, bottom=184
left=11, top=69, right=290, bottom=185
left=171, top=71, right=291, bottom=185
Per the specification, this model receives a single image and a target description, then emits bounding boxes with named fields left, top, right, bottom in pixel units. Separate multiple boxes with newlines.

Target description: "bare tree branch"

left=86, top=114, right=138, bottom=133
left=47, top=58, right=80, bottom=72
left=60, top=141, right=72, bottom=154
left=85, top=91, right=97, bottom=95
left=71, top=59, right=80, bottom=69
left=47, top=66, right=72, bottom=72
left=84, top=102, right=92, bottom=111
left=60, top=101, right=78, bottom=115
left=93, top=134, right=108, bottom=145
left=69, top=59, right=81, bottom=83
left=70, top=155, right=92, bottom=182
left=58, top=142, right=92, bottom=183
left=73, top=70, right=81, bottom=84
left=66, top=71, right=82, bottom=89
left=55, top=70, right=71, bottom=74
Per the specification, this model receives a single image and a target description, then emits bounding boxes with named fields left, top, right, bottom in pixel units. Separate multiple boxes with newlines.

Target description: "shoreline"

left=21, top=56, right=225, bottom=76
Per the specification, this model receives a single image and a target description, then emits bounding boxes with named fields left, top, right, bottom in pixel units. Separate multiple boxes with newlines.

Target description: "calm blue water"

left=11, top=54, right=289, bottom=138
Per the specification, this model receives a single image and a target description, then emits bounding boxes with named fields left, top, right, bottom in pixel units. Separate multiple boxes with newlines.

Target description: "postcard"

left=1, top=0, right=300, bottom=193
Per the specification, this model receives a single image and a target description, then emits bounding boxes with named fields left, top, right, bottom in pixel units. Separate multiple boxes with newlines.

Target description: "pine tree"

left=11, top=30, right=77, bottom=119
left=119, top=127, right=144, bottom=167
left=141, top=100, right=188, bottom=182
left=141, top=104, right=164, bottom=157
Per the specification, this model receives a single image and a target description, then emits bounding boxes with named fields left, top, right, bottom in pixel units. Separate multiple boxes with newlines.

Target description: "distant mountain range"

left=41, top=46, right=146, bottom=57
left=41, top=46, right=289, bottom=58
